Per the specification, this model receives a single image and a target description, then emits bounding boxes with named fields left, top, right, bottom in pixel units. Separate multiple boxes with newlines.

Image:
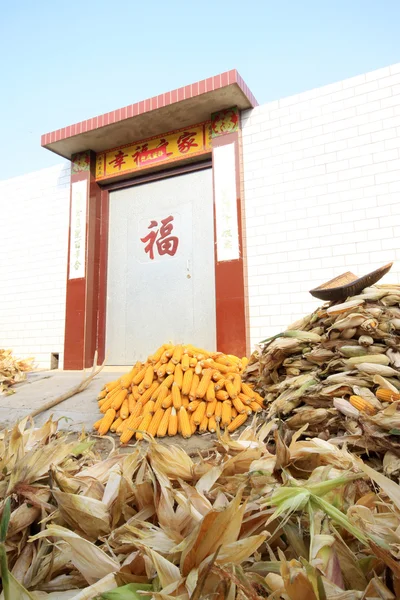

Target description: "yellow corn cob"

left=196, top=369, right=213, bottom=398
left=120, top=367, right=139, bottom=389
left=168, top=407, right=178, bottom=436
left=233, top=374, right=242, bottom=395
left=105, top=379, right=121, bottom=392
left=160, top=350, right=169, bottom=364
left=212, top=371, right=224, bottom=381
left=182, top=368, right=194, bottom=395
left=172, top=382, right=182, bottom=409
left=117, top=419, right=128, bottom=435
left=193, top=401, right=207, bottom=425
left=143, top=400, right=155, bottom=416
left=241, top=383, right=256, bottom=398
left=189, top=374, right=200, bottom=400
left=98, top=397, right=106, bottom=408
left=252, top=392, right=265, bottom=406
left=132, top=365, right=147, bottom=385
left=160, top=374, right=174, bottom=389
left=171, top=344, right=183, bottom=364
left=153, top=360, right=162, bottom=374
left=195, top=363, right=203, bottom=376
left=120, top=398, right=130, bottom=419
left=215, top=378, right=226, bottom=391
left=215, top=355, right=234, bottom=367
left=238, top=392, right=252, bottom=406
left=98, top=408, right=116, bottom=436
left=132, top=385, right=141, bottom=400
left=231, top=407, right=238, bottom=419
left=93, top=418, right=103, bottom=430
left=227, top=413, right=248, bottom=432
left=99, top=387, right=120, bottom=412
left=250, top=401, right=262, bottom=413
left=128, top=394, right=136, bottom=414
left=147, top=408, right=165, bottom=437
left=227, top=354, right=241, bottom=364
left=208, top=361, right=237, bottom=374
left=154, top=386, right=168, bottom=410
left=182, top=394, right=189, bottom=408
left=142, top=365, right=154, bottom=389
left=97, top=388, right=107, bottom=400
left=178, top=406, right=192, bottom=438
left=206, top=381, right=216, bottom=402
left=206, top=398, right=217, bottom=417
left=110, top=389, right=129, bottom=411
left=349, top=395, right=377, bottom=415
left=189, top=356, right=198, bottom=368
left=208, top=415, right=217, bottom=432
left=199, top=415, right=208, bottom=433
left=157, top=363, right=168, bottom=378
left=162, top=394, right=173, bottom=409
left=140, top=381, right=160, bottom=405
left=225, top=380, right=237, bottom=399
left=135, top=413, right=152, bottom=440
left=181, top=354, right=190, bottom=371
left=130, top=400, right=142, bottom=419
left=119, top=415, right=143, bottom=443
left=215, top=401, right=223, bottom=422
left=376, top=388, right=400, bottom=402
left=165, top=345, right=175, bottom=358
left=110, top=416, right=123, bottom=432
left=188, top=399, right=201, bottom=412
left=166, top=360, right=175, bottom=375
left=174, top=364, right=183, bottom=388
left=216, top=390, right=229, bottom=401
left=157, top=407, right=171, bottom=437
left=149, top=345, right=165, bottom=364
left=241, top=357, right=249, bottom=369
left=232, top=397, right=247, bottom=414
left=221, top=401, right=232, bottom=427
left=189, top=412, right=197, bottom=434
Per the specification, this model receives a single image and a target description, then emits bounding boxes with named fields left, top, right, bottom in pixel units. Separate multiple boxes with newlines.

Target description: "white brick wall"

left=0, top=163, right=70, bottom=369
left=242, top=63, right=400, bottom=348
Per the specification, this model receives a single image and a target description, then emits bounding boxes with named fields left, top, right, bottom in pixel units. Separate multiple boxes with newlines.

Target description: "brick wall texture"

left=0, top=163, right=70, bottom=369
left=241, top=63, right=400, bottom=349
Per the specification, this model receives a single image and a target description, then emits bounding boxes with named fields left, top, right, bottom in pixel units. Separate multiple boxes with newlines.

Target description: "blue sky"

left=1, top=0, right=399, bottom=180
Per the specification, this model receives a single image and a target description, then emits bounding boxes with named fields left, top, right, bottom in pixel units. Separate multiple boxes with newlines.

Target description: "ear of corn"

left=215, top=378, right=226, bottom=391
left=105, top=379, right=121, bottom=392
left=221, top=401, right=232, bottom=427
left=140, top=382, right=160, bottom=405
left=98, top=408, right=116, bottom=435
left=157, top=407, right=172, bottom=437
left=349, top=395, right=377, bottom=415
left=196, top=369, right=213, bottom=398
left=172, top=382, right=182, bottom=409
left=132, top=366, right=147, bottom=385
left=93, top=418, right=103, bottom=430
left=238, top=392, right=252, bottom=406
left=231, top=407, right=238, bottom=419
left=157, top=363, right=168, bottom=378
left=172, top=344, right=183, bottom=364
left=168, top=407, right=178, bottom=436
left=148, top=408, right=165, bottom=437
left=225, top=380, right=237, bottom=399
left=181, top=354, right=190, bottom=371
left=189, top=374, right=200, bottom=400
left=179, top=406, right=192, bottom=438
left=162, top=394, right=173, bottom=409
left=208, top=415, right=217, bottom=432
left=233, top=397, right=247, bottom=414
left=174, top=364, right=183, bottom=388
left=192, top=401, right=207, bottom=425
left=165, top=346, right=174, bottom=358
left=182, top=369, right=194, bottom=395
left=120, top=415, right=143, bottom=444
left=143, top=400, right=155, bottom=416
left=97, top=389, right=107, bottom=400
left=154, top=386, right=168, bottom=411
left=215, top=401, right=223, bottom=422
left=117, top=419, right=128, bottom=435
left=120, top=399, right=129, bottom=419
left=227, top=413, right=248, bottom=432
left=189, top=412, right=197, bottom=434
left=166, top=360, right=176, bottom=375
left=182, top=394, right=189, bottom=408
left=111, top=389, right=129, bottom=411
left=376, top=388, right=400, bottom=402
left=128, top=394, right=136, bottom=414
left=206, top=399, right=217, bottom=418
left=189, top=356, right=198, bottom=368
left=188, top=400, right=201, bottom=412
left=241, top=383, right=256, bottom=398
left=250, top=401, right=262, bottom=413
left=132, top=386, right=141, bottom=401
left=136, top=413, right=153, bottom=440
left=142, top=365, right=154, bottom=389
left=110, top=416, right=123, bottom=432
left=149, top=345, right=165, bottom=364
left=199, top=415, right=208, bottom=433
left=216, top=390, right=229, bottom=401
left=120, top=367, right=138, bottom=389
left=206, top=382, right=215, bottom=402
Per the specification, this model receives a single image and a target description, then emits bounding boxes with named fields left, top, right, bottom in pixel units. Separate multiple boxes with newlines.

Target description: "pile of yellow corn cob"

left=94, top=344, right=264, bottom=443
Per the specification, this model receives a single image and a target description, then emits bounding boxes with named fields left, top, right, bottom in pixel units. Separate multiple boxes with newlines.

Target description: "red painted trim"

left=41, top=70, right=258, bottom=147
left=211, top=131, right=247, bottom=358
left=96, top=189, right=109, bottom=366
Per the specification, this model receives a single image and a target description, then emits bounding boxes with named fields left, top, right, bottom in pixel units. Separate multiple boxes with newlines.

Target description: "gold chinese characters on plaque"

left=95, top=121, right=212, bottom=181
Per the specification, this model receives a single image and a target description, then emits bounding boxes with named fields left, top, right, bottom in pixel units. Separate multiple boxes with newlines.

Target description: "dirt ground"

left=0, top=369, right=217, bottom=453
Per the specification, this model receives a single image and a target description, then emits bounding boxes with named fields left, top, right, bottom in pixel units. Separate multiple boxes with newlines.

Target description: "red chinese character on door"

left=177, top=131, right=198, bottom=154
left=108, top=149, right=128, bottom=171
left=140, top=216, right=179, bottom=260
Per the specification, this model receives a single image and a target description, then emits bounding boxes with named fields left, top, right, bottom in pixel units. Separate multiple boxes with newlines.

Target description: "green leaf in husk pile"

left=99, top=583, right=152, bottom=599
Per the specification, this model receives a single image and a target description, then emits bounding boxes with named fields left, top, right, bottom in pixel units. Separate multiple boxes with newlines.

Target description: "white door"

left=105, top=169, right=216, bottom=365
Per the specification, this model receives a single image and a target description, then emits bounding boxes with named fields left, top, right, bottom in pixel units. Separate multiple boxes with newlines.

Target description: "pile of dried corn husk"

left=2, top=416, right=400, bottom=599
left=0, top=349, right=34, bottom=395
left=95, top=344, right=262, bottom=443
left=244, top=284, right=400, bottom=460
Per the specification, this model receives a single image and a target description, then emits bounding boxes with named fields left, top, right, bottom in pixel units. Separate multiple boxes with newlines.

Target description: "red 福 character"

left=177, top=132, right=198, bottom=154
left=132, top=143, right=149, bottom=166
left=157, top=216, right=179, bottom=256
left=108, top=150, right=128, bottom=170
left=140, top=216, right=179, bottom=260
